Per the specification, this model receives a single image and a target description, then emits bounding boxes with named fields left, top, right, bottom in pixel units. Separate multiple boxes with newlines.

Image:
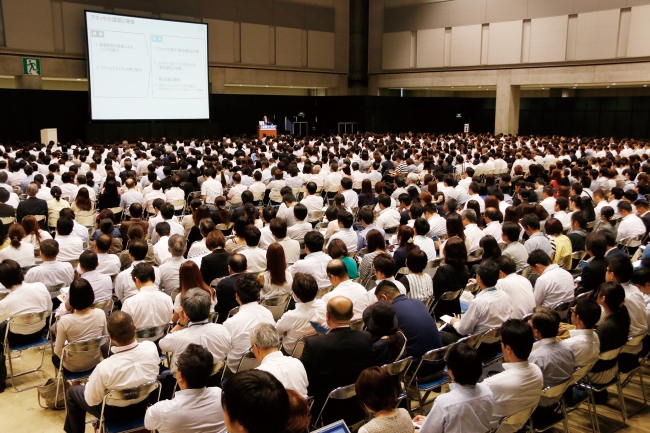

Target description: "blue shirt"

left=392, top=295, right=443, bottom=362
left=357, top=224, right=386, bottom=251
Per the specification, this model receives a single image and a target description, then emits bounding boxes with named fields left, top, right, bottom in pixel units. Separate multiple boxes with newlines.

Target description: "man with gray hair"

left=250, top=322, right=309, bottom=398
left=159, top=234, right=188, bottom=295
left=158, top=288, right=231, bottom=398
left=187, top=218, right=215, bottom=258
left=461, top=208, right=484, bottom=252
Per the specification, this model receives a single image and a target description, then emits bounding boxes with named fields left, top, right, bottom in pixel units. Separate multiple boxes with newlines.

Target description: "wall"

left=374, top=0, right=650, bottom=72
left=0, top=0, right=349, bottom=94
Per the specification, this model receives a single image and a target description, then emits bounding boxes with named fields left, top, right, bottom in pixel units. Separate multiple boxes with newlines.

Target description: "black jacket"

left=576, top=256, right=608, bottom=296
left=300, top=327, right=373, bottom=425
left=200, top=249, right=232, bottom=286
left=0, top=203, right=16, bottom=240
left=17, top=197, right=48, bottom=229
left=212, top=271, right=241, bottom=324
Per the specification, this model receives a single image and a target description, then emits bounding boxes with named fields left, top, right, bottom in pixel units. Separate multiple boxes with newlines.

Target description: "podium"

left=258, top=124, right=277, bottom=140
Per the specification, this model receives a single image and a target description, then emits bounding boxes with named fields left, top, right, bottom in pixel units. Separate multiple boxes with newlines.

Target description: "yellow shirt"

left=552, top=234, right=573, bottom=269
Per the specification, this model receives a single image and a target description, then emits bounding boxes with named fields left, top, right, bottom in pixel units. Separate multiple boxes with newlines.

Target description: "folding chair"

left=492, top=405, right=538, bottom=433
left=170, top=199, right=185, bottom=216
left=381, top=356, right=413, bottom=407
left=134, top=323, right=169, bottom=342
left=429, top=288, right=464, bottom=315
left=468, top=247, right=484, bottom=263
left=551, top=300, right=572, bottom=321
left=48, top=336, right=110, bottom=412
left=260, top=294, right=291, bottom=321
left=349, top=319, right=365, bottom=331
left=291, top=333, right=316, bottom=359
left=97, top=380, right=161, bottom=433
left=208, top=311, right=219, bottom=324
left=313, top=383, right=363, bottom=430
left=618, top=334, right=648, bottom=417
left=46, top=283, right=65, bottom=299
left=93, top=298, right=114, bottom=317
left=4, top=310, right=52, bottom=391
left=0, top=216, right=16, bottom=226
left=405, top=345, right=451, bottom=411
left=227, top=306, right=240, bottom=320
left=564, top=363, right=598, bottom=433
left=235, top=349, right=260, bottom=374
left=480, top=327, right=504, bottom=368
left=75, top=210, right=96, bottom=228
left=315, top=285, right=334, bottom=299
left=457, top=332, right=485, bottom=351
left=529, top=377, right=573, bottom=433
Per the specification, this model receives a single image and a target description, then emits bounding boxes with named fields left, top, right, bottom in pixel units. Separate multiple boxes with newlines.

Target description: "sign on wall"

left=23, top=58, right=41, bottom=76
left=464, top=123, right=470, bottom=133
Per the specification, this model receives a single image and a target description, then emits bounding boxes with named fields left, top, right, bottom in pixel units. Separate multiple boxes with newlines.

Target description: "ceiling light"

left=479, top=86, right=481, bottom=88
left=607, top=86, right=610, bottom=88
left=574, top=84, right=578, bottom=86
left=76, top=79, right=81, bottom=81
left=613, top=83, right=616, bottom=85
left=645, top=85, right=648, bottom=87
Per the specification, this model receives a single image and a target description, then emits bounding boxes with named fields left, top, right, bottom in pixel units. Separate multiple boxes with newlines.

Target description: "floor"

left=2, top=347, right=650, bottom=433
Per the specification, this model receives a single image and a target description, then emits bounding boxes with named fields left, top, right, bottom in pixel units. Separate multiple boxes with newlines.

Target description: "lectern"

left=258, top=124, right=277, bottom=140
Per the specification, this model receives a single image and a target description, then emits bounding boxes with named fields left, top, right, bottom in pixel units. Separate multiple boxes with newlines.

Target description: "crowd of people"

left=0, top=131, right=649, bottom=433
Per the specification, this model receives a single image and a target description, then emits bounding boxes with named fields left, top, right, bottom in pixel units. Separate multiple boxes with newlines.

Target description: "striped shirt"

left=404, top=273, right=433, bottom=301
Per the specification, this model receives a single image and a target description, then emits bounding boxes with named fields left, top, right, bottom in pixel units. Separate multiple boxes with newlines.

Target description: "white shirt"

left=421, top=383, right=494, bottom=433
left=258, top=226, right=275, bottom=250
left=120, top=189, right=145, bottom=215
left=327, top=227, right=358, bottom=253
left=115, top=261, right=162, bottom=301
left=464, top=194, right=485, bottom=213
left=464, top=223, right=485, bottom=252
left=240, top=246, right=267, bottom=273
left=153, top=235, right=172, bottom=265
left=622, top=283, right=648, bottom=338
left=414, top=235, right=436, bottom=261
left=151, top=219, right=185, bottom=245
left=165, top=187, right=185, bottom=202
left=276, top=203, right=296, bottom=227
left=427, top=214, right=447, bottom=237
left=321, top=279, right=370, bottom=321
left=616, top=213, right=646, bottom=245
left=540, top=197, right=556, bottom=216
left=301, top=195, right=324, bottom=216
left=341, top=189, right=358, bottom=209
left=495, top=274, right=535, bottom=320
left=0, top=242, right=35, bottom=267
left=227, top=184, right=248, bottom=202
left=55, top=234, right=84, bottom=261
left=79, top=269, right=113, bottom=301
left=453, top=288, right=513, bottom=336
left=84, top=341, right=160, bottom=407
left=288, top=251, right=332, bottom=288
left=287, top=221, right=312, bottom=241
left=187, top=239, right=208, bottom=258
left=159, top=257, right=186, bottom=294
left=122, top=286, right=174, bottom=332
left=223, top=302, right=275, bottom=372
left=482, top=361, right=544, bottom=433
left=0, top=282, right=52, bottom=334
left=144, top=190, right=166, bottom=210
left=159, top=321, right=231, bottom=375
left=375, top=207, right=401, bottom=229
left=561, top=329, right=600, bottom=367
left=145, top=387, right=226, bottom=433
left=482, top=221, right=503, bottom=241
left=276, top=299, right=326, bottom=354
left=201, top=177, right=223, bottom=202
left=533, top=264, right=575, bottom=307
left=554, top=211, right=572, bottom=230
left=24, top=260, right=75, bottom=289
left=276, top=237, right=301, bottom=264
left=96, top=253, right=121, bottom=276
left=257, top=351, right=309, bottom=398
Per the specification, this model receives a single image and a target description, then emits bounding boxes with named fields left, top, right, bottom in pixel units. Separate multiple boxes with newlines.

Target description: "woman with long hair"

left=364, top=300, right=407, bottom=366
left=244, top=203, right=263, bottom=228
left=432, top=237, right=469, bottom=317
left=258, top=243, right=293, bottom=298
left=182, top=169, right=201, bottom=199
left=466, top=200, right=485, bottom=228
left=22, top=215, right=52, bottom=249
left=172, top=261, right=216, bottom=324
left=358, top=230, right=387, bottom=283
left=327, top=238, right=358, bottom=279
left=97, top=179, right=121, bottom=210
left=355, top=367, right=413, bottom=433
left=187, top=205, right=212, bottom=253
left=47, top=185, right=71, bottom=215
left=212, top=196, right=232, bottom=226
left=225, top=217, right=248, bottom=253
left=324, top=205, right=341, bottom=239
left=200, top=230, right=232, bottom=286
left=439, top=212, right=469, bottom=259
left=358, top=179, right=378, bottom=208
left=0, top=224, right=35, bottom=266
left=392, top=225, right=418, bottom=270
left=71, top=187, right=93, bottom=212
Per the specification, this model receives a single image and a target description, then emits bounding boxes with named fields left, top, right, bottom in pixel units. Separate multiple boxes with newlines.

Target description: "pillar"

left=15, top=75, right=43, bottom=90
left=495, top=76, right=520, bottom=135
left=349, top=0, right=369, bottom=91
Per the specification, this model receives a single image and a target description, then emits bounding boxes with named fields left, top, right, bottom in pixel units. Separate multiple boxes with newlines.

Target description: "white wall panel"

left=627, top=5, right=650, bottom=57
left=382, top=32, right=411, bottom=69
left=241, top=23, right=270, bottom=65
left=575, top=9, right=620, bottom=60
left=450, top=24, right=482, bottom=66
left=307, top=31, right=335, bottom=69
left=416, top=28, right=445, bottom=68
left=488, top=20, right=523, bottom=65
left=276, top=27, right=303, bottom=67
left=529, top=15, right=568, bottom=63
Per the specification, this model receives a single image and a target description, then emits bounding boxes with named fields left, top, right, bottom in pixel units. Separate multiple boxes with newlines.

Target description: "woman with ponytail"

left=47, top=185, right=71, bottom=215
left=0, top=224, right=35, bottom=266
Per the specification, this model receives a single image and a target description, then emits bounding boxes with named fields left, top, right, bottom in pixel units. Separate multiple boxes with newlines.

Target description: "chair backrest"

left=314, top=383, right=357, bottom=427
left=46, top=283, right=65, bottom=298
left=208, top=311, right=219, bottom=324
left=33, top=214, right=46, bottom=222
left=0, top=216, right=16, bottom=225
left=626, top=333, right=645, bottom=350
left=315, top=285, right=334, bottom=299
left=212, top=360, right=225, bottom=377
left=291, top=333, right=316, bottom=359
left=260, top=294, right=292, bottom=321
left=63, top=335, right=110, bottom=355
left=92, top=298, right=114, bottom=316
left=227, top=306, right=240, bottom=319
left=382, top=356, right=412, bottom=382
left=551, top=300, right=572, bottom=320
left=210, top=277, right=226, bottom=287
left=571, top=363, right=594, bottom=385
left=599, top=346, right=623, bottom=361
left=7, top=310, right=50, bottom=327
left=540, top=376, right=573, bottom=399
left=135, top=323, right=169, bottom=341
left=468, top=247, right=484, bottom=260
left=457, top=332, right=485, bottom=350
left=236, top=349, right=261, bottom=373
left=103, top=380, right=160, bottom=407
left=494, top=405, right=537, bottom=433
left=364, top=276, right=377, bottom=291
left=349, top=319, right=365, bottom=331
left=481, top=326, right=502, bottom=345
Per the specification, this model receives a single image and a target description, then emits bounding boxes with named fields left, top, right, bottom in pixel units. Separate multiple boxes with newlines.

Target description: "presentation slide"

left=85, top=11, right=209, bottom=120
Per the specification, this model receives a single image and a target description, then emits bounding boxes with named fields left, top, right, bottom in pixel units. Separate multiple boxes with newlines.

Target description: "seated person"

left=145, top=344, right=227, bottom=433
left=223, top=273, right=275, bottom=374
left=24, top=239, right=74, bottom=293
left=362, top=300, right=407, bottom=366
left=356, top=367, right=414, bottom=433
left=561, top=298, right=601, bottom=366
left=121, top=263, right=173, bottom=335
left=527, top=250, right=574, bottom=307
left=55, top=217, right=84, bottom=262
left=482, top=319, right=544, bottom=433
left=63, top=311, right=160, bottom=433
left=321, top=259, right=369, bottom=321
left=251, top=322, right=309, bottom=398
left=115, top=239, right=161, bottom=301
left=76, top=250, right=113, bottom=303
left=92, top=234, right=121, bottom=276
left=415, top=343, right=495, bottom=433
left=398, top=249, right=433, bottom=301
left=287, top=204, right=311, bottom=241
left=276, top=273, right=325, bottom=354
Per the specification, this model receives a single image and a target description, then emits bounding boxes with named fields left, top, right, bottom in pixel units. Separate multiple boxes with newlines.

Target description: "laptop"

left=311, top=420, right=351, bottom=433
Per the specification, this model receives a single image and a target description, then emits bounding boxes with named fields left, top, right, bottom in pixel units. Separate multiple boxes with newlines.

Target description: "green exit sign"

left=298, top=112, right=305, bottom=117
left=23, top=57, right=41, bottom=76
left=456, top=113, right=462, bottom=118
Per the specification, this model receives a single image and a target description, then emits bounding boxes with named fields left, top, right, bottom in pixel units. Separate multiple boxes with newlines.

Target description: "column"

left=494, top=75, right=520, bottom=135
left=15, top=75, right=43, bottom=90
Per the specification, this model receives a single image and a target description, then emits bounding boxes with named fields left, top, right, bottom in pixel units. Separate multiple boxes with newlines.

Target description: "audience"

left=356, top=366, right=414, bottom=433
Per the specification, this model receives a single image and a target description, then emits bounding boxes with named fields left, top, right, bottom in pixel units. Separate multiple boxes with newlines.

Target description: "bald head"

left=326, top=296, right=353, bottom=324
left=125, top=178, right=136, bottom=189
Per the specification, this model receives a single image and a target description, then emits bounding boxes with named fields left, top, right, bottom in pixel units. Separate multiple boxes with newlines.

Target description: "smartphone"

left=432, top=235, right=439, bottom=241
left=310, top=321, right=329, bottom=335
